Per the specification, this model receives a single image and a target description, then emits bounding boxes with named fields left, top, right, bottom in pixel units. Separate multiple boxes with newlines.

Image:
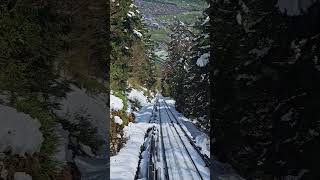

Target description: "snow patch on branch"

left=196, top=53, right=210, bottom=67
left=201, top=16, right=210, bottom=26
left=127, top=11, right=135, bottom=17
left=129, top=3, right=137, bottom=8
left=133, top=29, right=143, bottom=38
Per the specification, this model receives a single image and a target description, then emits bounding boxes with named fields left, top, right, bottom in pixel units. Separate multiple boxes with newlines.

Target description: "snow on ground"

left=111, top=94, right=124, bottom=111
left=158, top=97, right=210, bottom=179
left=110, top=122, right=154, bottom=180
left=110, top=101, right=155, bottom=180
left=111, top=94, right=244, bottom=180
left=53, top=84, right=108, bottom=179
left=14, top=172, right=32, bottom=180
left=134, top=104, right=154, bottom=123
left=54, top=84, right=108, bottom=157
left=163, top=97, right=244, bottom=180
left=196, top=53, right=210, bottom=67
left=128, top=88, right=149, bottom=107
left=195, top=134, right=210, bottom=157
left=163, top=98, right=210, bottom=157
left=0, top=104, right=43, bottom=157
left=165, top=99, right=175, bottom=106
left=114, top=116, right=123, bottom=125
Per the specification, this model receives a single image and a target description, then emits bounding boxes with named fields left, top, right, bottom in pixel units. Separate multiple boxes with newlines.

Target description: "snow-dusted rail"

left=147, top=97, right=161, bottom=180
left=162, top=100, right=211, bottom=168
left=162, top=102, right=203, bottom=179
left=158, top=98, right=170, bottom=180
left=155, top=96, right=210, bottom=180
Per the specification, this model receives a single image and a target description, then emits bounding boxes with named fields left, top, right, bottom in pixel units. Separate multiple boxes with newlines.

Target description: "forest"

left=211, top=0, right=320, bottom=179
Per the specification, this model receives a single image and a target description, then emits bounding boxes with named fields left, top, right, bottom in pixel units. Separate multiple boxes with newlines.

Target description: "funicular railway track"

left=154, top=95, right=210, bottom=180
left=137, top=95, right=209, bottom=180
left=162, top=101, right=204, bottom=180
left=162, top=100, right=211, bottom=168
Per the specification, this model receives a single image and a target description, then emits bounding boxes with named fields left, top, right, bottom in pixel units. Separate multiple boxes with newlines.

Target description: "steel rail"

left=163, top=99, right=211, bottom=168
left=158, top=97, right=170, bottom=180
left=162, top=100, right=204, bottom=180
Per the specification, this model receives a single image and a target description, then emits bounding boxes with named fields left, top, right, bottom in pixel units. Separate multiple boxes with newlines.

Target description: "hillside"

left=135, top=0, right=207, bottom=64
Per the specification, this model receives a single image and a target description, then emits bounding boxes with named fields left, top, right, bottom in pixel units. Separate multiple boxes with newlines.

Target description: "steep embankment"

left=110, top=0, right=159, bottom=157
left=0, top=1, right=108, bottom=179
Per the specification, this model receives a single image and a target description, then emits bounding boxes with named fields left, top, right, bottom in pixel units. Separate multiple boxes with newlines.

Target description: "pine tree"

left=211, top=0, right=320, bottom=179
left=110, top=0, right=159, bottom=154
left=162, top=10, right=211, bottom=133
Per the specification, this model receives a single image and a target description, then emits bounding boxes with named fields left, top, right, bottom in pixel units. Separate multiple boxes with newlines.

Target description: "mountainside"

left=110, top=0, right=160, bottom=156
left=135, top=0, right=207, bottom=67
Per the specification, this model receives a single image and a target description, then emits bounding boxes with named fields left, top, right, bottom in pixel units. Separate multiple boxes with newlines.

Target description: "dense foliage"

left=110, top=0, right=159, bottom=154
left=111, top=0, right=157, bottom=92
left=0, top=0, right=107, bottom=179
left=162, top=11, right=210, bottom=133
left=211, top=0, right=320, bottom=179
left=0, top=2, right=69, bottom=178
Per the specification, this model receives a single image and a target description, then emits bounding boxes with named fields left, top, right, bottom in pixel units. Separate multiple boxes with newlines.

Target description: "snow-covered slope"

left=54, top=84, right=108, bottom=157
left=128, top=88, right=150, bottom=107
left=110, top=103, right=155, bottom=180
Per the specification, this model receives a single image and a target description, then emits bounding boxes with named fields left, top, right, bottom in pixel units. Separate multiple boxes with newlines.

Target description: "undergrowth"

left=14, top=97, right=59, bottom=179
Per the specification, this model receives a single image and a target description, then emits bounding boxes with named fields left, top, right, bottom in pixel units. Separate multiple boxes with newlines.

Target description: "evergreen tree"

left=110, top=0, right=159, bottom=154
left=211, top=0, right=320, bottom=179
left=0, top=0, right=108, bottom=178
left=110, top=0, right=157, bottom=92
left=162, top=10, right=210, bottom=133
